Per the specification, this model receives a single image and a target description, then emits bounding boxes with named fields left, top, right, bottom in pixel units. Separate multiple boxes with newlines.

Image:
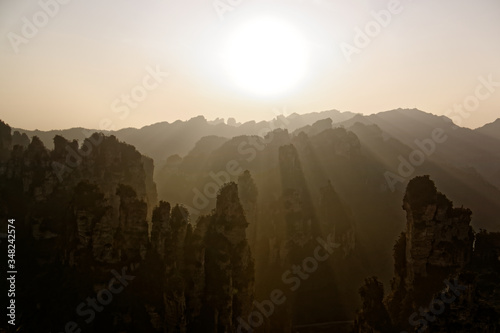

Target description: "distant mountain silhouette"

left=337, top=108, right=500, bottom=189
left=13, top=109, right=356, bottom=164
left=476, top=117, right=500, bottom=140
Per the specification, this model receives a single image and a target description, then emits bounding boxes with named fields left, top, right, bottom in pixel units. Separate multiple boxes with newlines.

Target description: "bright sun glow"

left=223, top=17, right=310, bottom=96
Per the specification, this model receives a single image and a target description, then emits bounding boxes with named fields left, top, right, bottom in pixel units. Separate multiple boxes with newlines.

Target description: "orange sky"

left=1, top=0, right=499, bottom=130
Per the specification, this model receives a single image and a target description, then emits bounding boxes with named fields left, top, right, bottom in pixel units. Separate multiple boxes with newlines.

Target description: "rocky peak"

left=52, top=135, right=78, bottom=159
left=12, top=130, right=30, bottom=148
left=403, top=175, right=473, bottom=282
left=279, top=144, right=306, bottom=191
left=355, top=175, right=477, bottom=332
left=237, top=170, right=257, bottom=205
left=26, top=136, right=49, bottom=162
left=203, top=182, right=254, bottom=331
left=266, top=128, right=290, bottom=147
left=0, top=120, right=12, bottom=161
left=238, top=170, right=258, bottom=248
left=214, top=181, right=247, bottom=230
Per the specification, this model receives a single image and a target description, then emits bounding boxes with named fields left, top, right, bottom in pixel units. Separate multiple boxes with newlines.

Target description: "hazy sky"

left=1, top=0, right=499, bottom=130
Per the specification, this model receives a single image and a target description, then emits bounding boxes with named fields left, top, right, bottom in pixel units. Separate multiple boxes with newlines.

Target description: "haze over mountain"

left=13, top=109, right=500, bottom=216
left=13, top=109, right=356, bottom=165
left=477, top=118, right=500, bottom=141
left=2, top=107, right=499, bottom=331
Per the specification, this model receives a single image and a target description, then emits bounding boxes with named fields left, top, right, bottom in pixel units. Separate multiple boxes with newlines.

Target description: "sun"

left=223, top=17, right=310, bottom=96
